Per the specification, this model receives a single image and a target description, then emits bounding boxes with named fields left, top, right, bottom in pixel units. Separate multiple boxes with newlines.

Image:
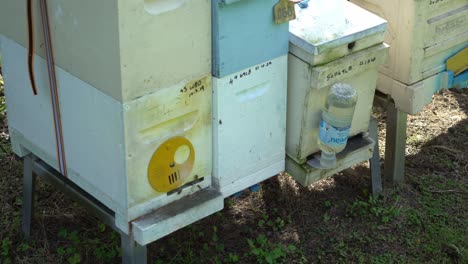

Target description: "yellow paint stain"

left=447, top=47, right=467, bottom=76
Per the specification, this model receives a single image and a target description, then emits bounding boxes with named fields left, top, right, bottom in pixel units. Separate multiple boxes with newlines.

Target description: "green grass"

left=0, top=72, right=5, bottom=117
left=293, top=183, right=466, bottom=263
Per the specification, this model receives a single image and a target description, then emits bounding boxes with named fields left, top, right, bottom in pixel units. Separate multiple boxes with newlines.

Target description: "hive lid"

left=289, top=0, right=387, bottom=66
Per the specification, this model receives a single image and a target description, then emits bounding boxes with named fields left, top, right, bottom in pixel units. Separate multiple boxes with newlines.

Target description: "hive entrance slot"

left=167, top=177, right=205, bottom=196
left=168, top=170, right=181, bottom=184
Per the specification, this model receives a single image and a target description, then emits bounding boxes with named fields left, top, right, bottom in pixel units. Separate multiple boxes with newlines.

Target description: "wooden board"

left=212, top=0, right=289, bottom=77
left=350, top=0, right=468, bottom=85
left=286, top=135, right=374, bottom=186
left=0, top=0, right=212, bottom=102
left=212, top=55, right=287, bottom=197
left=289, top=1, right=387, bottom=66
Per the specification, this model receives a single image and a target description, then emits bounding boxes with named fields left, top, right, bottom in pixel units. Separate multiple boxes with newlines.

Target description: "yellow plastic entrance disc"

left=147, top=137, right=195, bottom=193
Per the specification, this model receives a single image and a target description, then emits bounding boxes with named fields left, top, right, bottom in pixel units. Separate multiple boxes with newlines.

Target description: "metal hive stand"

left=374, top=93, right=407, bottom=184
left=286, top=118, right=383, bottom=196
left=21, top=155, right=147, bottom=264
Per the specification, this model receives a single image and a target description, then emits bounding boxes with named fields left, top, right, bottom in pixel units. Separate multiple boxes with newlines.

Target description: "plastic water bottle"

left=318, top=83, right=358, bottom=168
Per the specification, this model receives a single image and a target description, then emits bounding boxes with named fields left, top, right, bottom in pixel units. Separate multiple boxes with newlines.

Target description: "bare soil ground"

left=0, top=68, right=467, bottom=263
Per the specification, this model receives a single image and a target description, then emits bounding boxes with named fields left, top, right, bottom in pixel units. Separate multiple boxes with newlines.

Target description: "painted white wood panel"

left=289, top=1, right=387, bottom=66
left=1, top=36, right=57, bottom=165
left=132, top=188, right=223, bottom=245
left=377, top=69, right=461, bottom=115
left=1, top=36, right=128, bottom=215
left=58, top=65, right=128, bottom=217
left=0, top=0, right=121, bottom=100
left=350, top=0, right=468, bottom=85
left=118, top=0, right=212, bottom=101
left=211, top=0, right=289, bottom=77
left=351, top=0, right=467, bottom=114
left=124, top=76, right=213, bottom=220
left=0, top=0, right=211, bottom=102
left=213, top=56, right=287, bottom=197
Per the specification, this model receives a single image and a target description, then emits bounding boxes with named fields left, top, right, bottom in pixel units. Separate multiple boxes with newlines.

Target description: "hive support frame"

left=384, top=101, right=407, bottom=183
left=368, top=118, right=383, bottom=195
left=21, top=156, right=35, bottom=239
left=21, top=155, right=148, bottom=264
left=374, top=93, right=407, bottom=184
left=287, top=117, right=382, bottom=196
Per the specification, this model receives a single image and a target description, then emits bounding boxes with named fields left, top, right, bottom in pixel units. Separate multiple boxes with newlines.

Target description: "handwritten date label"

left=429, top=0, right=445, bottom=6
left=325, top=57, right=377, bottom=82
left=229, top=61, right=273, bottom=85
left=359, top=57, right=376, bottom=66
left=180, top=77, right=207, bottom=98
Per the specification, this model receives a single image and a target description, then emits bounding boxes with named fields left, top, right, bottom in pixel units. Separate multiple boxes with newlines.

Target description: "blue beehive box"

left=212, top=0, right=290, bottom=77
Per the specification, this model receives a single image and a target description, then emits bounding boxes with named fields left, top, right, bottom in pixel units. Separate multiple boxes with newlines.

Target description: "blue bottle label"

left=318, top=119, right=350, bottom=148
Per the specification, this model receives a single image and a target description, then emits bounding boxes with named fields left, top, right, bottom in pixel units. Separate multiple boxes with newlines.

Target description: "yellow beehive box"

left=0, top=0, right=211, bottom=102
left=350, top=0, right=468, bottom=113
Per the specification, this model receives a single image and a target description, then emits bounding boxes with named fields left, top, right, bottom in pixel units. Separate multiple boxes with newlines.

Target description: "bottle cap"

left=331, top=83, right=357, bottom=102
left=320, top=150, right=336, bottom=169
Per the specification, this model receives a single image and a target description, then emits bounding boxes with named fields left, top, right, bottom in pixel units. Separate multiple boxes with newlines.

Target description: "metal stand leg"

left=121, top=233, right=147, bottom=264
left=369, top=118, right=382, bottom=196
left=384, top=102, right=407, bottom=183
left=29, top=156, right=148, bottom=263
left=22, top=155, right=36, bottom=239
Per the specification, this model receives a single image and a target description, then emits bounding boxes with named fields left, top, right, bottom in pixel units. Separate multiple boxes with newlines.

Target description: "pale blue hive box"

left=212, top=0, right=289, bottom=77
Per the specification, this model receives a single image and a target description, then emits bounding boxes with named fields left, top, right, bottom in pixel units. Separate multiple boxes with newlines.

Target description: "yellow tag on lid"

left=274, top=0, right=296, bottom=24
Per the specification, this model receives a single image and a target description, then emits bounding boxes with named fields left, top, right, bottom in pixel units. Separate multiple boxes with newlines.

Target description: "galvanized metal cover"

left=289, top=0, right=386, bottom=65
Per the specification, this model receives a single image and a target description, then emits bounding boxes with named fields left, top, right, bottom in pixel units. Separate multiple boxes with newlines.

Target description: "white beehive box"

left=0, top=0, right=223, bottom=245
left=212, top=56, right=287, bottom=197
left=350, top=0, right=468, bottom=114
left=211, top=0, right=290, bottom=196
left=0, top=0, right=212, bottom=102
left=287, top=1, right=388, bottom=164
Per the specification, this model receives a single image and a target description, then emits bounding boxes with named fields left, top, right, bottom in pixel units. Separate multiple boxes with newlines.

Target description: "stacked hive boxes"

left=211, top=0, right=290, bottom=197
left=286, top=1, right=389, bottom=185
left=350, top=0, right=467, bottom=114
left=0, top=0, right=223, bottom=244
left=349, top=0, right=467, bottom=182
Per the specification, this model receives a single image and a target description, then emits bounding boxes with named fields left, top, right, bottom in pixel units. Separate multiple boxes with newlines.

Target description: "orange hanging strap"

left=39, top=0, right=68, bottom=176
left=27, top=0, right=38, bottom=95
